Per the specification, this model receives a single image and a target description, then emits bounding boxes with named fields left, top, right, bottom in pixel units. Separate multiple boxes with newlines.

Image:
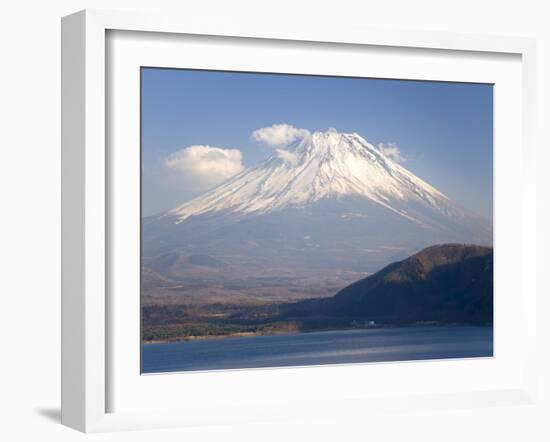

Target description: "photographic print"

left=140, top=68, right=493, bottom=373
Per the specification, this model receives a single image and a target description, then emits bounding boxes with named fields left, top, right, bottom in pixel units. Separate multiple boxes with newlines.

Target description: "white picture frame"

left=61, top=9, right=537, bottom=433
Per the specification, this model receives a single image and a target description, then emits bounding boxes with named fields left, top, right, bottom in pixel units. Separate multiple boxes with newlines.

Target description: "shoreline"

left=142, top=322, right=493, bottom=345
left=142, top=329, right=301, bottom=345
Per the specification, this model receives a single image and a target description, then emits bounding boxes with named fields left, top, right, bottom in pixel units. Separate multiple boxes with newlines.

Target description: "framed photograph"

left=61, top=9, right=537, bottom=432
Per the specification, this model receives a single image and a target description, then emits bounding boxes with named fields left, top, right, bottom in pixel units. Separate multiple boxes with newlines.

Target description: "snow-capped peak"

left=167, top=130, right=453, bottom=223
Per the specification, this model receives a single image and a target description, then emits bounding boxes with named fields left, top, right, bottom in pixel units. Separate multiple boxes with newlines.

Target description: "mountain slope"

left=166, top=131, right=464, bottom=226
left=285, top=244, right=493, bottom=324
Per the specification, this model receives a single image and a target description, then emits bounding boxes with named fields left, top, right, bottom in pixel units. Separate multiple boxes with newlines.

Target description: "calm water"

left=141, top=325, right=493, bottom=373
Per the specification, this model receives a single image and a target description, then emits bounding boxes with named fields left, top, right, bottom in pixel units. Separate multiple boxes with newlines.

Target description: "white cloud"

left=378, top=143, right=406, bottom=163
left=275, top=148, right=299, bottom=166
left=251, top=123, right=310, bottom=147
left=164, top=145, right=244, bottom=189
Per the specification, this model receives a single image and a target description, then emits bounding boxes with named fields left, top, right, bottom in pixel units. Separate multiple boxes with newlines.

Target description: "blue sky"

left=141, top=68, right=493, bottom=219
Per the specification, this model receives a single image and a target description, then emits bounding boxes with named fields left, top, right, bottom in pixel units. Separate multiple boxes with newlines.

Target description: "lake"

left=141, top=325, right=493, bottom=373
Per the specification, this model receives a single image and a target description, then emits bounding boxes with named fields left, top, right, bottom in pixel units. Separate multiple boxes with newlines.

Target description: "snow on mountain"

left=167, top=130, right=457, bottom=225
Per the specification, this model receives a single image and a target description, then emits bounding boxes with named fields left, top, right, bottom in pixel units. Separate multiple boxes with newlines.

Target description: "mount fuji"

left=142, top=130, right=491, bottom=292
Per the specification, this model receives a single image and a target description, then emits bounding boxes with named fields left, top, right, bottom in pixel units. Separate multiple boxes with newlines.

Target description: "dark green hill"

left=285, top=244, right=493, bottom=325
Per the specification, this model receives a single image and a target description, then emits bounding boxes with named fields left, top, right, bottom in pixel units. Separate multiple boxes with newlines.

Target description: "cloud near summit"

left=251, top=123, right=311, bottom=147
left=377, top=143, right=406, bottom=163
left=165, top=145, right=245, bottom=189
